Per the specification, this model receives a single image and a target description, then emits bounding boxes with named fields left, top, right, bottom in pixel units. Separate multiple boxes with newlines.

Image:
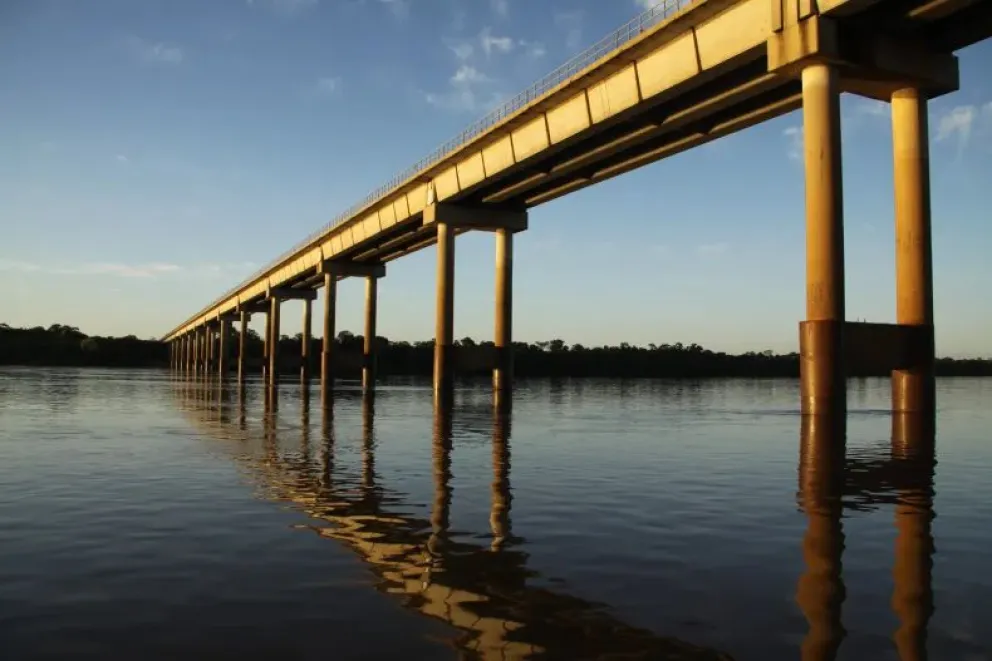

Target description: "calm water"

left=1, top=369, right=990, bottom=660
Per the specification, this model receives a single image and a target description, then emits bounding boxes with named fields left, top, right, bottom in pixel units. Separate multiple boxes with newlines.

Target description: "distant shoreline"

left=2, top=323, right=990, bottom=377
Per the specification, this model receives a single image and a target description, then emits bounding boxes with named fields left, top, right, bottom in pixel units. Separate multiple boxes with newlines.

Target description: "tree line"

left=2, top=322, right=990, bottom=377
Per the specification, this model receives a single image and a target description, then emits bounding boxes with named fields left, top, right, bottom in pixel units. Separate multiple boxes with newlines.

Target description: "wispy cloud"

left=424, top=64, right=499, bottom=113
left=314, top=76, right=341, bottom=96
left=115, top=154, right=129, bottom=164
left=247, top=0, right=318, bottom=16
left=126, top=37, right=184, bottom=64
left=480, top=27, right=514, bottom=57
left=696, top=242, right=729, bottom=257
left=0, top=260, right=257, bottom=279
left=519, top=39, right=546, bottom=58
left=491, top=0, right=509, bottom=18
left=448, top=41, right=474, bottom=61
left=783, top=125, right=802, bottom=162
left=554, top=11, right=584, bottom=53
left=378, top=0, right=409, bottom=20
left=935, top=104, right=982, bottom=159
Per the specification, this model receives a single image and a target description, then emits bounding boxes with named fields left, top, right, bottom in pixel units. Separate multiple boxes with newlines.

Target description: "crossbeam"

left=423, top=203, right=528, bottom=233
left=268, top=287, right=317, bottom=301
left=315, top=261, right=386, bottom=279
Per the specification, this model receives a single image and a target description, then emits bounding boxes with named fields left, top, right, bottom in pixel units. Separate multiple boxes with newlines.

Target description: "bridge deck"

left=164, top=0, right=990, bottom=341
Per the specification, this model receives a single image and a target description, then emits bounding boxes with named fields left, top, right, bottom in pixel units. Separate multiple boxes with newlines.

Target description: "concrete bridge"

left=163, top=0, right=991, bottom=414
left=173, top=383, right=937, bottom=660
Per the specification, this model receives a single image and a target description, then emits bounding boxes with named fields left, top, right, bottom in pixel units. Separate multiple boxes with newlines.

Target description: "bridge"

left=162, top=0, right=992, bottom=415
left=173, top=383, right=937, bottom=660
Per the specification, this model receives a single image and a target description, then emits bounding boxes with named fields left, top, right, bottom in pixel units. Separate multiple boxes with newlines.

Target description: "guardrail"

left=169, top=0, right=694, bottom=337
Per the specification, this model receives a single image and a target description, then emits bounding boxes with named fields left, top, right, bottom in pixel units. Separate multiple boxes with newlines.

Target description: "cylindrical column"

left=184, top=334, right=192, bottom=373
left=434, top=222, right=455, bottom=400
left=268, top=297, right=281, bottom=389
left=261, top=308, right=271, bottom=382
left=800, top=63, right=846, bottom=416
left=218, top=318, right=230, bottom=380
left=207, top=326, right=216, bottom=373
left=301, top=298, right=312, bottom=384
left=891, top=88, right=935, bottom=414
left=198, top=327, right=206, bottom=373
left=493, top=228, right=513, bottom=400
left=238, top=311, right=249, bottom=384
left=321, top=272, right=337, bottom=404
left=796, top=413, right=847, bottom=661
left=363, top=276, right=378, bottom=392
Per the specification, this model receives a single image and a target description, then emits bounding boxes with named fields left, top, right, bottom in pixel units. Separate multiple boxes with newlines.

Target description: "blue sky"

left=2, top=0, right=990, bottom=357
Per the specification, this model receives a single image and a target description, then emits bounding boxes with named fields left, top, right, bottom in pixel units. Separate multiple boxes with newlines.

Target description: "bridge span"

left=163, top=0, right=992, bottom=414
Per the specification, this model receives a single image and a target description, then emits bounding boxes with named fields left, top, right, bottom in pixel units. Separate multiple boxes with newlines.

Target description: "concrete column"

left=363, top=276, right=378, bottom=392
left=890, top=413, right=935, bottom=661
left=321, top=273, right=337, bottom=403
left=796, top=413, right=847, bottom=661
left=434, top=221, right=455, bottom=400
left=799, top=63, right=846, bottom=416
left=301, top=298, right=312, bottom=384
left=198, top=327, right=206, bottom=373
left=261, top=308, right=271, bottom=382
left=891, top=88, right=935, bottom=414
left=184, top=334, right=192, bottom=373
left=267, top=296, right=281, bottom=390
left=218, top=318, right=230, bottom=380
left=207, top=326, right=216, bottom=373
left=238, top=311, right=249, bottom=384
left=493, top=228, right=513, bottom=401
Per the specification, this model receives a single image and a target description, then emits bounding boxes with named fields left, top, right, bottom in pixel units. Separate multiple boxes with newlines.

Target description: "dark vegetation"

left=2, top=323, right=991, bottom=377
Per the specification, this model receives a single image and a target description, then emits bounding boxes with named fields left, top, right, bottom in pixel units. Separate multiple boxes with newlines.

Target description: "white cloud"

left=127, top=37, right=184, bottom=64
left=554, top=11, right=584, bottom=52
left=115, top=154, right=129, bottom=164
left=314, top=76, right=341, bottom=95
left=449, top=41, right=473, bottom=61
left=936, top=105, right=976, bottom=143
left=425, top=65, right=498, bottom=113
left=491, top=0, right=509, bottom=17
left=519, top=40, right=546, bottom=58
left=247, top=0, right=318, bottom=16
left=378, top=0, right=409, bottom=20
left=697, top=242, right=729, bottom=257
left=783, top=125, right=802, bottom=162
left=480, top=27, right=514, bottom=56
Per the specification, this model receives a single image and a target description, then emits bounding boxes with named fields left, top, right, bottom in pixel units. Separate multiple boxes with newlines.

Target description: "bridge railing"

left=175, top=0, right=693, bottom=334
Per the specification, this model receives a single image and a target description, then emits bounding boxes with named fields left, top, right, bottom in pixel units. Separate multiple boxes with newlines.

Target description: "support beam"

left=262, top=308, right=271, bottom=382
left=434, top=220, right=455, bottom=400
left=799, top=63, right=846, bottom=416
left=363, top=276, right=378, bottom=392
left=493, top=228, right=514, bottom=403
left=301, top=298, right=312, bottom=383
left=268, top=296, right=281, bottom=389
left=316, top=260, right=385, bottom=279
left=267, top=286, right=317, bottom=301
left=321, top=272, right=337, bottom=404
left=218, top=318, right=230, bottom=380
left=891, top=88, right=935, bottom=414
left=424, top=203, right=528, bottom=233
left=238, top=311, right=249, bottom=384
left=206, top=325, right=215, bottom=373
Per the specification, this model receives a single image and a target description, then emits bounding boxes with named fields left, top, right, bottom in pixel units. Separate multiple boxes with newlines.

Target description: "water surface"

left=1, top=369, right=990, bottom=659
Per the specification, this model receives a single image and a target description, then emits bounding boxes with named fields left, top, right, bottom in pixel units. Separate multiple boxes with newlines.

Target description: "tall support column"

left=218, top=318, right=230, bottom=381
left=799, top=63, right=846, bottom=416
left=434, top=221, right=455, bottom=400
left=208, top=326, right=216, bottom=373
left=363, top=276, right=378, bottom=392
left=493, top=228, right=513, bottom=402
left=301, top=298, right=312, bottom=384
left=891, top=88, right=935, bottom=414
left=267, top=296, right=281, bottom=390
left=238, top=311, right=249, bottom=384
left=184, top=334, right=192, bottom=373
left=197, top=327, right=206, bottom=374
left=321, top=273, right=337, bottom=404
left=261, top=308, right=271, bottom=382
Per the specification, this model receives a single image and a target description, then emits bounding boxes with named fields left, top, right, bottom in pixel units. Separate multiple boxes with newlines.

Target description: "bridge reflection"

left=175, top=380, right=733, bottom=660
left=797, top=412, right=936, bottom=661
left=174, top=377, right=936, bottom=660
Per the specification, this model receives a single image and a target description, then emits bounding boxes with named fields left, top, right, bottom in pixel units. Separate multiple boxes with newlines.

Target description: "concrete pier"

left=301, top=297, right=312, bottom=384
left=267, top=295, right=281, bottom=390
left=238, top=310, right=249, bottom=384
left=891, top=89, right=936, bottom=414
left=433, top=220, right=455, bottom=401
left=800, top=63, right=846, bottom=417
left=321, top=272, right=336, bottom=404
left=493, top=228, right=513, bottom=401
left=363, top=276, right=378, bottom=392
left=218, top=316, right=230, bottom=380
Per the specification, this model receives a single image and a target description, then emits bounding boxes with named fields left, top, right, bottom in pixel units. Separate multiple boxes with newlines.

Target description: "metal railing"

left=171, top=0, right=693, bottom=336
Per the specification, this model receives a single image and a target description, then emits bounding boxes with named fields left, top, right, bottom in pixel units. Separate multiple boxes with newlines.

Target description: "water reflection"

left=173, top=381, right=939, bottom=661
left=174, top=385, right=735, bottom=660
left=796, top=413, right=936, bottom=661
